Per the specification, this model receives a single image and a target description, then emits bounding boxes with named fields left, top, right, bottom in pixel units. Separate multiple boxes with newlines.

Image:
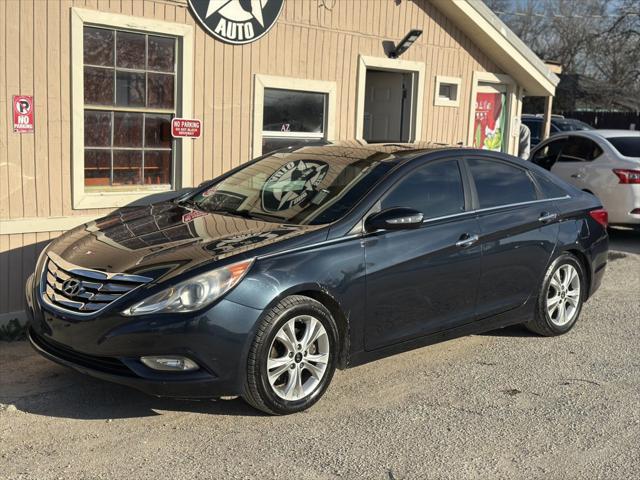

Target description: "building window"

left=71, top=8, right=193, bottom=209
left=253, top=75, right=336, bottom=157
left=434, top=76, right=461, bottom=107
left=261, top=88, right=327, bottom=154
left=83, top=27, right=175, bottom=190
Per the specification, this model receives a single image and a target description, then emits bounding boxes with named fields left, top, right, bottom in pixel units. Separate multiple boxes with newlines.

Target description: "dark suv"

left=522, top=115, right=594, bottom=146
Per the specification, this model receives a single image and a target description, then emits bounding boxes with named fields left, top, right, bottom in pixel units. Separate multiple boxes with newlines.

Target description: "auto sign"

left=188, top=0, right=284, bottom=45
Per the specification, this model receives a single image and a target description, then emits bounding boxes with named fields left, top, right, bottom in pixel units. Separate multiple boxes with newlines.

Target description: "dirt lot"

left=1, top=230, right=639, bottom=480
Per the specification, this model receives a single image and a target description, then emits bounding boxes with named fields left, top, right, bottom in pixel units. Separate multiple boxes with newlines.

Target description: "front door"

left=364, top=159, right=482, bottom=350
left=363, top=70, right=412, bottom=143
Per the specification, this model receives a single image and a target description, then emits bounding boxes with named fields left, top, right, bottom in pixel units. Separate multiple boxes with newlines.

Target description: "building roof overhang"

left=433, top=0, right=559, bottom=97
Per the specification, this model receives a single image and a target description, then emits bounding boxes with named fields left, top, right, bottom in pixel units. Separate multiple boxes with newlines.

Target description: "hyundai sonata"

left=26, top=143, right=609, bottom=414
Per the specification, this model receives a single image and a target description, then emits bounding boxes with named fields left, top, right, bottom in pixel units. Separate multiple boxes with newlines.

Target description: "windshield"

left=187, top=149, right=393, bottom=225
left=608, top=137, right=640, bottom=158
left=555, top=120, right=594, bottom=132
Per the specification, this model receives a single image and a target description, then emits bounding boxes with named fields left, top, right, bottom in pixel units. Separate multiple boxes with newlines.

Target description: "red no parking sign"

left=13, top=95, right=34, bottom=133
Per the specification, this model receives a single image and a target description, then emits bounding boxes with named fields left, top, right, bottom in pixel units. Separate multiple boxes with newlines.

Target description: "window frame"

left=434, top=76, right=462, bottom=107
left=253, top=75, right=336, bottom=157
left=71, top=8, right=194, bottom=209
left=378, top=158, right=468, bottom=221
left=463, top=156, right=543, bottom=210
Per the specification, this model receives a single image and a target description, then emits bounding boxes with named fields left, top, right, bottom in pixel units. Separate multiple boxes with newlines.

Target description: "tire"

left=525, top=252, right=586, bottom=336
left=243, top=295, right=339, bottom=415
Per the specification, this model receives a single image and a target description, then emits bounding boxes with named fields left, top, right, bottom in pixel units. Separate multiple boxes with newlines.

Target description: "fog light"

left=140, top=356, right=199, bottom=372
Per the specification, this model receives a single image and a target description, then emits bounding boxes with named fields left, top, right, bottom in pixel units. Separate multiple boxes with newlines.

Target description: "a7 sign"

left=13, top=95, right=34, bottom=133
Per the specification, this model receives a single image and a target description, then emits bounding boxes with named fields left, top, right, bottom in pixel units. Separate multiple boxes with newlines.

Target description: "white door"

left=363, top=71, right=405, bottom=142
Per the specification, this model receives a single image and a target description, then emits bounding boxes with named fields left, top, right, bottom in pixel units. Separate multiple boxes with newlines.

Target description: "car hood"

left=46, top=202, right=325, bottom=282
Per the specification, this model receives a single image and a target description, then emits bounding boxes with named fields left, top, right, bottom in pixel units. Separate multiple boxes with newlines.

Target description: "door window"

left=523, top=119, right=542, bottom=144
left=558, top=137, right=602, bottom=162
left=381, top=161, right=465, bottom=219
left=467, top=159, right=537, bottom=209
left=531, top=138, right=566, bottom=170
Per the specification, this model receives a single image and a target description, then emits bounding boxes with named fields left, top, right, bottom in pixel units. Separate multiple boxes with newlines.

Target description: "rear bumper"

left=601, top=185, right=640, bottom=226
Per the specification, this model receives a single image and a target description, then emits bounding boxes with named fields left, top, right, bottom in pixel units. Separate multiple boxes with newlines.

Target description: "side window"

left=467, top=159, right=538, bottom=209
left=532, top=172, right=568, bottom=199
left=381, top=160, right=465, bottom=219
left=558, top=137, right=603, bottom=162
left=531, top=138, right=566, bottom=170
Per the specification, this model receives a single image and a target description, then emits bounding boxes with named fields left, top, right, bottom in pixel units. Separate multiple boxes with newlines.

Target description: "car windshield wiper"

left=211, top=208, right=288, bottom=223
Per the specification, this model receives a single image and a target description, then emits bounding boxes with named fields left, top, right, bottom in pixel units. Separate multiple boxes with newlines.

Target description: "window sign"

left=262, top=88, right=327, bottom=154
left=473, top=90, right=507, bottom=152
left=83, top=26, right=176, bottom=189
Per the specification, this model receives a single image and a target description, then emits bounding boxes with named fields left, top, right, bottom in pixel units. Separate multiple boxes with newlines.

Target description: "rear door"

left=363, top=159, right=482, bottom=350
left=465, top=157, right=561, bottom=318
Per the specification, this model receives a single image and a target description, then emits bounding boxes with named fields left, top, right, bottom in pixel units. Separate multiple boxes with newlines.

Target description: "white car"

left=529, top=130, right=640, bottom=228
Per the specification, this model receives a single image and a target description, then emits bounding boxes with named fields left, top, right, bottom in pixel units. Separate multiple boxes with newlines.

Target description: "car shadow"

left=0, top=342, right=262, bottom=420
left=480, top=324, right=536, bottom=338
left=608, top=228, right=640, bottom=255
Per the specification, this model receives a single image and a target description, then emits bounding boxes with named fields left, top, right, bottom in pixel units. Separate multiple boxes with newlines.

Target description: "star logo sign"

left=189, top=0, right=284, bottom=45
left=261, top=160, right=329, bottom=212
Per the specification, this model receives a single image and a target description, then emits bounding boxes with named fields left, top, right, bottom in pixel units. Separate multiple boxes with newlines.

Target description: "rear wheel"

left=525, top=253, right=586, bottom=336
left=243, top=295, right=338, bottom=415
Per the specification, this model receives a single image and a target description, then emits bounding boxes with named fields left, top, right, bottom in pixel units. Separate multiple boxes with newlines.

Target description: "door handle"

left=570, top=173, right=583, bottom=179
left=538, top=212, right=558, bottom=223
left=455, top=233, right=479, bottom=248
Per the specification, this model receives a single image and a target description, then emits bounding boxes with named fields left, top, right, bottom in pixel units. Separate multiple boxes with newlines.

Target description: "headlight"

left=122, top=259, right=253, bottom=316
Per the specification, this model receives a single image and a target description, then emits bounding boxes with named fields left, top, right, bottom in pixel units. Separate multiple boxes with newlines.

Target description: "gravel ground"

left=1, top=230, right=639, bottom=480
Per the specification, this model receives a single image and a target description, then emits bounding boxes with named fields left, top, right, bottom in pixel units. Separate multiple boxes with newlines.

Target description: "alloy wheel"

left=546, top=264, right=581, bottom=326
left=267, top=315, right=330, bottom=401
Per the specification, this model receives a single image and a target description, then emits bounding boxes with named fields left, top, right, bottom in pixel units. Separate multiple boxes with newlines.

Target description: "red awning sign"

left=171, top=118, right=201, bottom=138
left=13, top=95, right=34, bottom=133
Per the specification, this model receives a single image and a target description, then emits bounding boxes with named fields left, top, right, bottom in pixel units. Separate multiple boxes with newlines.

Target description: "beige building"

left=0, top=0, right=558, bottom=322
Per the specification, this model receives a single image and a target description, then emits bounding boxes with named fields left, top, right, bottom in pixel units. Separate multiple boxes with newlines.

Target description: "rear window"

left=554, top=120, right=594, bottom=132
left=467, top=159, right=538, bottom=209
left=607, top=137, right=640, bottom=158
left=532, top=172, right=568, bottom=199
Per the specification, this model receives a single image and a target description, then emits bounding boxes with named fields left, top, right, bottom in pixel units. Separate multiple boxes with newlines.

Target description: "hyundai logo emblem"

left=61, top=278, right=82, bottom=297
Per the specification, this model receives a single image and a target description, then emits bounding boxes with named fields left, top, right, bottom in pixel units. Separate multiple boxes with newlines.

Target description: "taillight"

left=589, top=208, right=608, bottom=228
left=612, top=169, right=640, bottom=184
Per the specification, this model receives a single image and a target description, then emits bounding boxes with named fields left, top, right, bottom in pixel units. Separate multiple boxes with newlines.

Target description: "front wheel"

left=243, top=295, right=338, bottom=415
left=525, top=253, right=586, bottom=336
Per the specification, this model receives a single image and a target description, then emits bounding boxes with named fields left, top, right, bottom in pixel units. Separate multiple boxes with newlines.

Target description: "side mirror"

left=365, top=207, right=424, bottom=232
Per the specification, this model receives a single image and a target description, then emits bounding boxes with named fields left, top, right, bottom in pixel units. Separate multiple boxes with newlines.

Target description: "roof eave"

left=434, top=0, right=559, bottom=97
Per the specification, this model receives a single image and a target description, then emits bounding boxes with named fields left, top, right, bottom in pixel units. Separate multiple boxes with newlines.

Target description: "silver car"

left=529, top=130, right=640, bottom=228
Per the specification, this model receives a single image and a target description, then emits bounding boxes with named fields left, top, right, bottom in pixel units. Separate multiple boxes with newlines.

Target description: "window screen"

left=468, top=159, right=537, bottom=208
left=381, top=161, right=465, bottom=219
left=83, top=27, right=176, bottom=189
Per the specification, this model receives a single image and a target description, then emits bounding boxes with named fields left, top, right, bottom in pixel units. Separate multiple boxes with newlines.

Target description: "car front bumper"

left=25, top=274, right=264, bottom=399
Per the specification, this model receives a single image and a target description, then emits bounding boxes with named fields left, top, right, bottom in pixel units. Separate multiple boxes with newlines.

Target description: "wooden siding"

left=0, top=0, right=501, bottom=314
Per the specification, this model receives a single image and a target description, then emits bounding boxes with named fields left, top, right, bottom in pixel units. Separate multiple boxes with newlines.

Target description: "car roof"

left=287, top=141, right=458, bottom=165
left=541, top=129, right=640, bottom=140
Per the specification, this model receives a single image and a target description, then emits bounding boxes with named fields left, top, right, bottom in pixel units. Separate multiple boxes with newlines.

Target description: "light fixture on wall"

left=389, top=29, right=423, bottom=58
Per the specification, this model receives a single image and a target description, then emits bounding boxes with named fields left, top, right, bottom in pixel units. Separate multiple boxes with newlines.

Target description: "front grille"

left=30, top=329, right=134, bottom=376
left=41, top=252, right=152, bottom=314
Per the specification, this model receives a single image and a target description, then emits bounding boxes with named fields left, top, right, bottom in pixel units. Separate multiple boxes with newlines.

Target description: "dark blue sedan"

left=25, top=143, right=609, bottom=414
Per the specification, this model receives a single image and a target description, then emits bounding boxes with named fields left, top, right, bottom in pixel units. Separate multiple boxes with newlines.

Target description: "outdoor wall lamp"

left=389, top=29, right=423, bottom=58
